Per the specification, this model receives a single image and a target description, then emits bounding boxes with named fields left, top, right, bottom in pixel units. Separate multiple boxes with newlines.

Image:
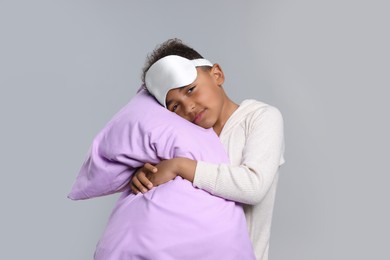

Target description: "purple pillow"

left=68, top=89, right=255, bottom=259
left=68, top=89, right=229, bottom=199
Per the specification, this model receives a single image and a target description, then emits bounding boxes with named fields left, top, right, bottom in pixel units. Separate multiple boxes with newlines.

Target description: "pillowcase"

left=69, top=88, right=255, bottom=259
left=68, top=88, right=227, bottom=200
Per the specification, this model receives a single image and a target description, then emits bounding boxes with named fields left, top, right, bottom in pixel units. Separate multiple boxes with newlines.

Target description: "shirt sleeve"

left=193, top=105, right=285, bottom=205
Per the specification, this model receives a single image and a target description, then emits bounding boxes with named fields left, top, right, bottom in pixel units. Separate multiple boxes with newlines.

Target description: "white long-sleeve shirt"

left=193, top=99, right=285, bottom=260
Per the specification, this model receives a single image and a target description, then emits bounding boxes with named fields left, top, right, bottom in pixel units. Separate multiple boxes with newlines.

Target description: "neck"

left=213, top=97, right=238, bottom=136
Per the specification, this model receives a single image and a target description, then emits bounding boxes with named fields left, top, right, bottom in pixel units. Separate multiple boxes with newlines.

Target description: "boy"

left=132, top=38, right=285, bottom=260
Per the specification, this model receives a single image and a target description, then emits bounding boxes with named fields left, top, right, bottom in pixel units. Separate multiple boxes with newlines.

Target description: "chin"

left=198, top=122, right=213, bottom=129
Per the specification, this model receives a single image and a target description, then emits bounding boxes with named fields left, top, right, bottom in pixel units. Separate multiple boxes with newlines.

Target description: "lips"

left=192, top=109, right=205, bottom=125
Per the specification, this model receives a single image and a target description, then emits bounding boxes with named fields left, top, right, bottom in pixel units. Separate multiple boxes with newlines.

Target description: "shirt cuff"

left=193, top=161, right=219, bottom=193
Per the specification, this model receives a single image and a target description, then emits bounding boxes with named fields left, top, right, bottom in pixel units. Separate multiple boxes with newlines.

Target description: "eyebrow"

left=178, top=86, right=187, bottom=93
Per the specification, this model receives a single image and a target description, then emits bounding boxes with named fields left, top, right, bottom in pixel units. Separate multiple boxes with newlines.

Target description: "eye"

left=172, top=104, right=178, bottom=112
left=187, top=86, right=195, bottom=94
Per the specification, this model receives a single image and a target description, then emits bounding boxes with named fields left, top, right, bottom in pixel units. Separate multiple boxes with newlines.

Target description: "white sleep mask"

left=145, top=55, right=213, bottom=107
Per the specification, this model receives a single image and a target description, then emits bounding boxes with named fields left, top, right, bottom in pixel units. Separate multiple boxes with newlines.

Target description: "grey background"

left=1, top=0, right=389, bottom=259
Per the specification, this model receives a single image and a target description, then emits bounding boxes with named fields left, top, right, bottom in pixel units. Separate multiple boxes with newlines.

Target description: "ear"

left=210, top=64, right=225, bottom=86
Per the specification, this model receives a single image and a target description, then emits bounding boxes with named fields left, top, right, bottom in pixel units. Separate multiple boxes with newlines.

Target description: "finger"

left=132, top=174, right=149, bottom=193
left=129, top=176, right=140, bottom=194
left=136, top=171, right=153, bottom=189
left=129, top=174, right=141, bottom=194
left=130, top=183, right=141, bottom=194
left=144, top=163, right=158, bottom=173
left=137, top=172, right=154, bottom=189
left=137, top=171, right=153, bottom=190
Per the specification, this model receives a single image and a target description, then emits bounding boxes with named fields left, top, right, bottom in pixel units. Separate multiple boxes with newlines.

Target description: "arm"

left=193, top=106, right=285, bottom=205
left=135, top=106, right=284, bottom=205
left=130, top=158, right=196, bottom=194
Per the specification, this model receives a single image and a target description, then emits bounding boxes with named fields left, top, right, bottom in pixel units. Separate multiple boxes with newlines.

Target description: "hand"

left=130, top=158, right=195, bottom=194
left=148, top=159, right=180, bottom=186
left=130, top=163, right=157, bottom=194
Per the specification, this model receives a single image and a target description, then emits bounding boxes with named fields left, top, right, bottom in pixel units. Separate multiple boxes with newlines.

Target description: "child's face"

left=165, top=64, right=226, bottom=129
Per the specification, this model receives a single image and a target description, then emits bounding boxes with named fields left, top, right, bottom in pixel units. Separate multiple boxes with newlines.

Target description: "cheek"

left=175, top=111, right=191, bottom=122
left=193, top=89, right=210, bottom=104
left=202, top=93, right=218, bottom=108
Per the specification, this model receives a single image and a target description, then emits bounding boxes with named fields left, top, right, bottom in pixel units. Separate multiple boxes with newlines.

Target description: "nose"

left=182, top=99, right=195, bottom=115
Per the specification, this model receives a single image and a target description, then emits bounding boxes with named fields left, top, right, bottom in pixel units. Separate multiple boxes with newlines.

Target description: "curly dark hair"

left=141, top=38, right=206, bottom=83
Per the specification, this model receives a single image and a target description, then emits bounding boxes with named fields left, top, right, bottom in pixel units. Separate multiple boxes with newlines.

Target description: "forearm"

left=172, top=157, right=280, bottom=205
left=174, top=157, right=197, bottom=182
left=194, top=161, right=280, bottom=205
left=145, top=158, right=197, bottom=187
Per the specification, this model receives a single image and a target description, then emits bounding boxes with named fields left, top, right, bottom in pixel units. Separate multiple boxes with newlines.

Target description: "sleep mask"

left=145, top=55, right=213, bottom=107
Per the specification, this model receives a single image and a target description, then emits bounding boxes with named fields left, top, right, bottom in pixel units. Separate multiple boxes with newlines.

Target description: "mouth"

left=192, top=109, right=205, bottom=125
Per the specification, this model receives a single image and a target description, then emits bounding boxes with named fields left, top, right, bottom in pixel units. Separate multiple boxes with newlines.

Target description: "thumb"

left=145, top=163, right=158, bottom=173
